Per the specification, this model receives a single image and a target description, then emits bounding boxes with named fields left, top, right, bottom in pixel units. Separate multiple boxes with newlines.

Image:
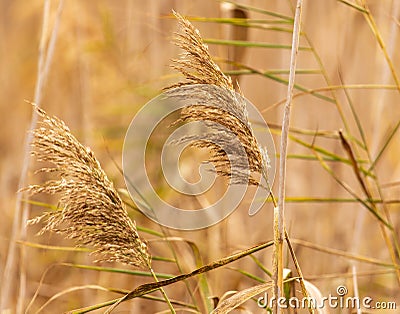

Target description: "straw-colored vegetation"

left=25, top=105, right=151, bottom=270
left=1, top=1, right=399, bottom=313
left=167, top=12, right=270, bottom=188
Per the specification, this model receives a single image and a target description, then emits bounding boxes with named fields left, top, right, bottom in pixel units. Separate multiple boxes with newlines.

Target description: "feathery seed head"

left=167, top=13, right=271, bottom=188
left=25, top=105, right=151, bottom=269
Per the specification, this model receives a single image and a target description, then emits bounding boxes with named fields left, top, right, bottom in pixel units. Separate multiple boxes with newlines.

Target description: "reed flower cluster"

left=26, top=106, right=150, bottom=269
left=168, top=12, right=270, bottom=187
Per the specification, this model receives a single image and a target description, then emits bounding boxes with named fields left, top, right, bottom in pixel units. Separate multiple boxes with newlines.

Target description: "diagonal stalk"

left=75, top=241, right=274, bottom=313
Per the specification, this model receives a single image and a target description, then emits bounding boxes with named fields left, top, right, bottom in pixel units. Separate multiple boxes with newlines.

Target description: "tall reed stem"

left=273, top=0, right=303, bottom=313
left=0, top=1, right=64, bottom=311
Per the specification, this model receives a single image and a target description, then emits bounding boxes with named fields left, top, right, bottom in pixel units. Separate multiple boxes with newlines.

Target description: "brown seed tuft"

left=25, top=105, right=151, bottom=269
left=167, top=13, right=270, bottom=187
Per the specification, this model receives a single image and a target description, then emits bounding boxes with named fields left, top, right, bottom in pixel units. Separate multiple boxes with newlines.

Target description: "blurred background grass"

left=1, top=0, right=399, bottom=312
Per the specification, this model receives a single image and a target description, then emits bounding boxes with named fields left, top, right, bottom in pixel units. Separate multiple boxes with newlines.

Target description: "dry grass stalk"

left=167, top=13, right=270, bottom=187
left=1, top=2, right=63, bottom=310
left=275, top=1, right=307, bottom=313
left=25, top=105, right=150, bottom=269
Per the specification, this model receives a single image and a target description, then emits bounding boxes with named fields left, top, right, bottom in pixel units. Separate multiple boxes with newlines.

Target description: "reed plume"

left=25, top=105, right=150, bottom=269
left=167, top=12, right=270, bottom=187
